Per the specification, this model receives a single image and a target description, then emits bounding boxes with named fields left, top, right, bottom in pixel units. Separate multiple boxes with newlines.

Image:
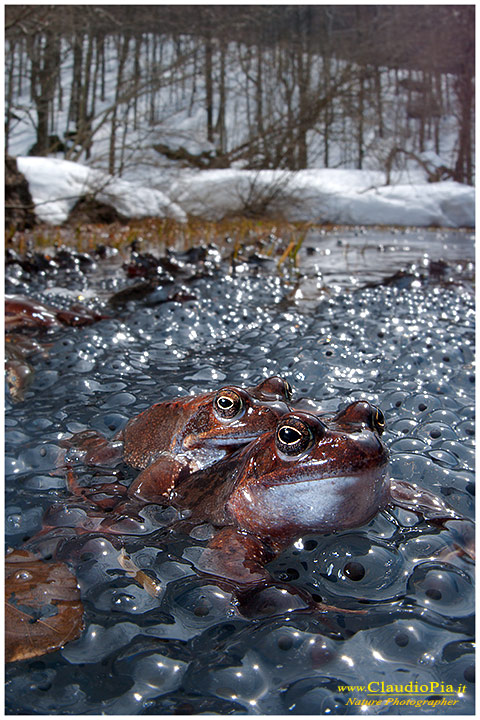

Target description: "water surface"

left=5, top=226, right=475, bottom=714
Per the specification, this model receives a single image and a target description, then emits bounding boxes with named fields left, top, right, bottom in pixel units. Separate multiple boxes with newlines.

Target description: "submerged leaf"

left=5, top=549, right=84, bottom=662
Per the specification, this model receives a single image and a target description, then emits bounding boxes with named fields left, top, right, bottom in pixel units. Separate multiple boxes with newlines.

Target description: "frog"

left=5, top=295, right=108, bottom=402
left=51, top=401, right=390, bottom=584
left=5, top=294, right=108, bottom=331
left=18, top=397, right=471, bottom=651
left=163, top=400, right=392, bottom=586
left=59, top=399, right=468, bottom=584
left=61, top=376, right=294, bottom=502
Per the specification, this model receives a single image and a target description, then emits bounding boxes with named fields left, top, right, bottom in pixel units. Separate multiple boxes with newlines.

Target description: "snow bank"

left=172, top=168, right=475, bottom=228
left=16, top=157, right=474, bottom=228
left=16, top=156, right=187, bottom=224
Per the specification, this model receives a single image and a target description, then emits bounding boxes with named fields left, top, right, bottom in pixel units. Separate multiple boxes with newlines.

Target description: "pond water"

left=5, top=226, right=475, bottom=714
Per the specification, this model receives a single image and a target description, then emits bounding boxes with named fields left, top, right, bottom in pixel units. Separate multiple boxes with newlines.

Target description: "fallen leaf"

left=5, top=548, right=84, bottom=662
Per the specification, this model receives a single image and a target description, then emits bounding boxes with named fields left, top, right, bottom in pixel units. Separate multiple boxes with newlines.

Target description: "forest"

left=5, top=5, right=475, bottom=185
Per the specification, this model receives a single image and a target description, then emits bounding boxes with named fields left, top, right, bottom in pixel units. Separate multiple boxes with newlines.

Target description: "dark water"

left=5, top=227, right=475, bottom=714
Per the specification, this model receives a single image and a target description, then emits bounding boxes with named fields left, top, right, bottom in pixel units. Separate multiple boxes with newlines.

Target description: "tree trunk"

left=215, top=39, right=226, bottom=152
left=108, top=34, right=130, bottom=175
left=132, top=35, right=142, bottom=130
left=454, top=70, right=473, bottom=184
left=296, top=51, right=310, bottom=169
left=5, top=41, right=16, bottom=153
left=68, top=33, right=83, bottom=130
left=204, top=33, right=214, bottom=143
left=28, top=30, right=61, bottom=155
left=357, top=69, right=365, bottom=169
left=374, top=65, right=383, bottom=139
left=255, top=45, right=266, bottom=164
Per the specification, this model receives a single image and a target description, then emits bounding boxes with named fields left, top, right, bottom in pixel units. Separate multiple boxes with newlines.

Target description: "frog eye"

left=372, top=407, right=386, bottom=435
left=214, top=389, right=244, bottom=419
left=276, top=417, right=315, bottom=456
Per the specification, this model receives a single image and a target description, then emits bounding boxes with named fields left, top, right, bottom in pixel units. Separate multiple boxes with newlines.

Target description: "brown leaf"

left=5, top=549, right=84, bottom=663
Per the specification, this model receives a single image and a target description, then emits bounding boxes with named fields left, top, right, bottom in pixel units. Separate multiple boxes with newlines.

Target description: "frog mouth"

left=183, top=431, right=261, bottom=449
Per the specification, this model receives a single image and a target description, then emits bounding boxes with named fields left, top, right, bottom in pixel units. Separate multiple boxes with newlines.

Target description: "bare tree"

left=5, top=5, right=474, bottom=184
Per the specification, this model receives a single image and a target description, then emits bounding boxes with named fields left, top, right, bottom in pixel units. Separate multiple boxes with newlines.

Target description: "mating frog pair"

left=8, top=376, right=470, bottom=663
left=58, top=376, right=462, bottom=588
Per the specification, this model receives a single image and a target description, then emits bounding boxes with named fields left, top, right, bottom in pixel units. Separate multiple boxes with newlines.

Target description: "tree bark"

left=204, top=32, right=214, bottom=143
left=108, top=34, right=130, bottom=175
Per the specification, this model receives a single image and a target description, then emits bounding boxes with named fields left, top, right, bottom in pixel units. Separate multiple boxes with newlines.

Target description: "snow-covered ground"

left=16, top=156, right=186, bottom=224
left=17, top=156, right=475, bottom=228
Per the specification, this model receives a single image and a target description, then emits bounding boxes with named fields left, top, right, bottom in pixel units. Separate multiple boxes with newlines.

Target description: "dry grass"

left=7, top=216, right=326, bottom=270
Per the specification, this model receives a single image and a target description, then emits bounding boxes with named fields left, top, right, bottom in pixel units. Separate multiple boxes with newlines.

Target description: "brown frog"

left=5, top=294, right=108, bottom=331
left=62, top=376, right=294, bottom=501
left=10, top=399, right=472, bottom=663
left=5, top=295, right=108, bottom=403
left=64, top=399, right=466, bottom=584
left=54, top=401, right=390, bottom=586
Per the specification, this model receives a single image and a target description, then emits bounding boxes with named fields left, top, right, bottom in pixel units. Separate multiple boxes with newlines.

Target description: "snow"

left=16, top=156, right=187, bottom=224
left=17, top=156, right=475, bottom=228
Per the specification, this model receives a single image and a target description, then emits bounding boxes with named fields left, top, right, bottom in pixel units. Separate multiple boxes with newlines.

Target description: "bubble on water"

left=188, top=367, right=227, bottom=383
left=43, top=504, right=90, bottom=528
left=5, top=455, right=27, bottom=477
left=206, top=649, right=270, bottom=710
left=282, top=678, right=348, bottom=714
left=132, top=652, right=188, bottom=690
left=189, top=523, right=215, bottom=541
left=388, top=417, right=418, bottom=436
left=154, top=560, right=196, bottom=583
left=457, top=404, right=475, bottom=421
left=88, top=411, right=130, bottom=434
left=100, top=392, right=137, bottom=410
left=5, top=429, right=31, bottom=445
left=15, top=570, right=33, bottom=581
left=390, top=436, right=427, bottom=453
left=403, top=392, right=443, bottom=415
left=427, top=448, right=459, bottom=468
left=94, top=584, right=161, bottom=614
left=138, top=504, right=182, bottom=529
left=401, top=534, right=463, bottom=566
left=437, top=440, right=475, bottom=471
left=414, top=421, right=458, bottom=444
left=101, top=653, right=188, bottom=713
left=170, top=583, right=237, bottom=627
left=32, top=370, right=60, bottom=392
left=23, top=474, right=66, bottom=490
left=455, top=419, right=475, bottom=445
